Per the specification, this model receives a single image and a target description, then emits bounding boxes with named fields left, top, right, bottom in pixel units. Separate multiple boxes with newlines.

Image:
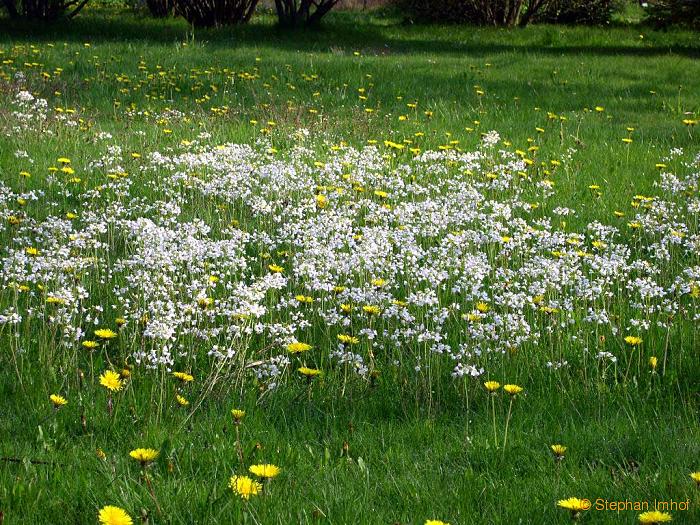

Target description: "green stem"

left=491, top=395, right=498, bottom=448
left=235, top=424, right=244, bottom=466
left=502, top=398, right=514, bottom=454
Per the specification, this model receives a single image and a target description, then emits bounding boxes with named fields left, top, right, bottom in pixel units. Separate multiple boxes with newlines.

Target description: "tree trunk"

left=518, top=0, right=546, bottom=27
left=275, top=0, right=337, bottom=27
left=307, top=0, right=338, bottom=26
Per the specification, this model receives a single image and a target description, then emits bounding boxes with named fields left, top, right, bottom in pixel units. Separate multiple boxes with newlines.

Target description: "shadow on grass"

left=1, top=9, right=699, bottom=59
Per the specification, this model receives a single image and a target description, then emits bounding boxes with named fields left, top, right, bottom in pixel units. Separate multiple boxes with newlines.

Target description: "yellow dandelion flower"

left=625, top=336, right=643, bottom=346
left=690, top=472, right=700, bottom=485
left=638, top=510, right=672, bottom=524
left=551, top=444, right=567, bottom=458
left=129, top=448, right=159, bottom=466
left=484, top=381, right=500, bottom=393
left=362, top=305, right=380, bottom=315
left=268, top=264, right=284, bottom=273
left=176, top=394, right=189, bottom=407
left=50, top=394, right=67, bottom=408
left=95, top=328, right=117, bottom=340
left=503, top=384, right=523, bottom=396
left=99, top=370, right=123, bottom=392
left=231, top=409, right=246, bottom=422
left=172, top=371, right=194, bottom=382
left=82, top=340, right=99, bottom=349
left=298, top=366, right=322, bottom=377
left=425, top=521, right=450, bottom=525
left=337, top=334, right=359, bottom=345
left=476, top=301, right=490, bottom=313
left=649, top=356, right=658, bottom=370
left=557, top=497, right=590, bottom=512
left=287, top=342, right=312, bottom=354
left=98, top=505, right=133, bottom=525
left=229, top=475, right=262, bottom=500
left=249, top=464, right=281, bottom=479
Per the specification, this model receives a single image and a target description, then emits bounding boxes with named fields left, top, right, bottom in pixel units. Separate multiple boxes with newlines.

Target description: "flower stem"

left=502, top=398, right=513, bottom=454
left=491, top=395, right=499, bottom=448
left=144, top=471, right=163, bottom=516
left=235, top=424, right=244, bottom=465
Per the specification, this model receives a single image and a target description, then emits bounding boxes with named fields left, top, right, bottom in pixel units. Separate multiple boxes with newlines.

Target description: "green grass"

left=1, top=8, right=699, bottom=525
left=1, top=9, right=699, bottom=226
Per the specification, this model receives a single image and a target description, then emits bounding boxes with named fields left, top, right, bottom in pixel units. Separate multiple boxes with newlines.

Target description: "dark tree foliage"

left=145, top=0, right=175, bottom=17
left=534, top=0, right=616, bottom=25
left=174, top=0, right=259, bottom=26
left=1, top=0, right=89, bottom=20
left=646, top=0, right=700, bottom=28
left=398, top=0, right=615, bottom=26
left=274, top=0, right=340, bottom=27
left=397, top=0, right=545, bottom=26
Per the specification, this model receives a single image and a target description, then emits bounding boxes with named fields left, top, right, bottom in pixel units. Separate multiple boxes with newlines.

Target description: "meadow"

left=0, top=6, right=699, bottom=525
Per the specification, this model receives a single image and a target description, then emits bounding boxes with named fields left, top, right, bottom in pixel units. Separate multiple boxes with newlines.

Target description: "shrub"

left=397, top=0, right=471, bottom=24
left=174, top=0, right=259, bottom=26
left=273, top=0, right=340, bottom=27
left=534, top=0, right=616, bottom=25
left=1, top=0, right=90, bottom=20
left=396, top=0, right=615, bottom=26
left=397, top=0, right=548, bottom=26
left=645, top=0, right=700, bottom=28
left=145, top=0, right=175, bottom=17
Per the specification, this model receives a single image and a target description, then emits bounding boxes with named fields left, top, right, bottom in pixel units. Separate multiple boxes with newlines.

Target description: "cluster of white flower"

left=1, top=91, right=698, bottom=392
left=6, top=90, right=82, bottom=135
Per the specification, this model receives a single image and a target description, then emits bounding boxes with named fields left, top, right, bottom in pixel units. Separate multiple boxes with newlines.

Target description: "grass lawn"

left=0, top=7, right=699, bottom=525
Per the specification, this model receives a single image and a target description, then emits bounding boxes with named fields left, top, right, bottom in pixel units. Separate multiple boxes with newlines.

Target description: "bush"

left=174, top=0, right=259, bottom=26
left=397, top=0, right=471, bottom=24
left=1, top=0, right=90, bottom=20
left=273, top=0, right=340, bottom=27
left=145, top=0, right=175, bottom=17
left=645, top=0, right=700, bottom=28
left=397, top=0, right=550, bottom=25
left=534, top=0, right=616, bottom=25
left=397, top=0, right=615, bottom=26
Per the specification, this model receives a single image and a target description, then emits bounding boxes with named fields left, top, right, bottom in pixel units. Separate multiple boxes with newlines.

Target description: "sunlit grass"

left=0, top=8, right=699, bottom=525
